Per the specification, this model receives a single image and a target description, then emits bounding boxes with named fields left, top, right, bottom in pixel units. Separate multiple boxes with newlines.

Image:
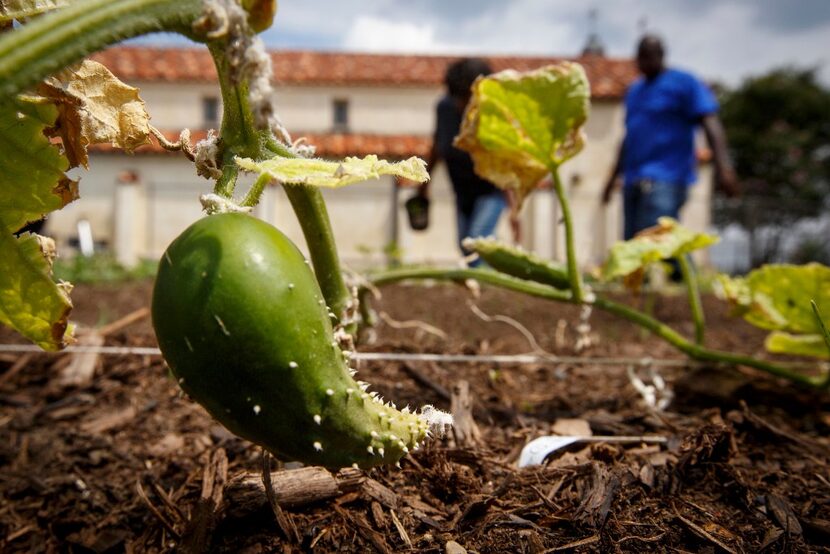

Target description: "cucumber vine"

left=0, top=0, right=827, bottom=477
left=0, top=0, right=445, bottom=468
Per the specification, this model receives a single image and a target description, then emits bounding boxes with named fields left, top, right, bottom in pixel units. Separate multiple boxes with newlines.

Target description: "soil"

left=1, top=280, right=829, bottom=553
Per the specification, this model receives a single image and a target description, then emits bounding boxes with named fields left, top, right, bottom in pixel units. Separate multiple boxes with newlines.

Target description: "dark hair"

left=636, top=34, right=665, bottom=57
left=445, top=57, right=493, bottom=100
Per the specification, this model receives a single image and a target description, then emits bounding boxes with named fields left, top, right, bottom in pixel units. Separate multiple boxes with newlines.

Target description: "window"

left=202, top=97, right=220, bottom=127
left=332, top=98, right=349, bottom=132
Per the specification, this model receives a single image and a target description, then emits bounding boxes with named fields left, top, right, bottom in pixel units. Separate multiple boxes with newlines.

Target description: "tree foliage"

left=720, top=68, right=830, bottom=208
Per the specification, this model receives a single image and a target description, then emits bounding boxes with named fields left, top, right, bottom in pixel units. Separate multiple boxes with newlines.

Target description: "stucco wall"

left=45, top=84, right=713, bottom=270
left=134, top=81, right=443, bottom=135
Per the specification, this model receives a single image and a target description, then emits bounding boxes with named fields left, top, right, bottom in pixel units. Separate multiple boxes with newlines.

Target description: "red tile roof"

left=90, top=47, right=636, bottom=99
left=95, top=131, right=716, bottom=164
left=90, top=130, right=430, bottom=159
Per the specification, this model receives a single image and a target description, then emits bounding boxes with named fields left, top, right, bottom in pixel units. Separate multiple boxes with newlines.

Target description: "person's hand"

left=601, top=175, right=621, bottom=204
left=397, top=178, right=430, bottom=199
left=715, top=165, right=740, bottom=198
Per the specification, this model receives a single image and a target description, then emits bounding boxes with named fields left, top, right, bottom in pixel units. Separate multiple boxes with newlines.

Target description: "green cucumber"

left=152, top=213, right=447, bottom=468
left=463, top=237, right=571, bottom=290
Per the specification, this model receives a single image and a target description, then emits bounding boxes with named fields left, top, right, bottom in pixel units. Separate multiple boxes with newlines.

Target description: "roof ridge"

left=89, top=46, right=637, bottom=97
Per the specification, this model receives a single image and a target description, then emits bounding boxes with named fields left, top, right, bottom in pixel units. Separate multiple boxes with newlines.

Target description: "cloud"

left=602, top=1, right=830, bottom=85
left=343, top=15, right=447, bottom=53
left=139, top=0, right=829, bottom=86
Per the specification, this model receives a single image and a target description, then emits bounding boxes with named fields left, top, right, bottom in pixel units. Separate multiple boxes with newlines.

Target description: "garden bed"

left=1, top=281, right=828, bottom=553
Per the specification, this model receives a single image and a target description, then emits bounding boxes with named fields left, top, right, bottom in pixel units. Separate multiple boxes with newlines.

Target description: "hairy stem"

left=678, top=254, right=705, bottom=345
left=0, top=0, right=204, bottom=98
left=551, top=170, right=584, bottom=302
left=592, top=297, right=820, bottom=387
left=259, top=140, right=352, bottom=325
left=370, top=267, right=574, bottom=302
left=241, top=173, right=272, bottom=207
left=283, top=185, right=352, bottom=324
left=365, top=267, right=825, bottom=388
left=207, top=41, right=264, bottom=175
left=213, top=163, right=239, bottom=199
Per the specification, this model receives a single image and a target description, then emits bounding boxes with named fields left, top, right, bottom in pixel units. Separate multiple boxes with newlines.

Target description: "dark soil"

left=1, top=281, right=829, bottom=553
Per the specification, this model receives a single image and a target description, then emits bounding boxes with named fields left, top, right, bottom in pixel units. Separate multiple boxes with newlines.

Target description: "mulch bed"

left=1, top=281, right=828, bottom=553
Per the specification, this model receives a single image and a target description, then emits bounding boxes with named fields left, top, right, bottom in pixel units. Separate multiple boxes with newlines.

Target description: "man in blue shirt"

left=602, top=35, right=738, bottom=239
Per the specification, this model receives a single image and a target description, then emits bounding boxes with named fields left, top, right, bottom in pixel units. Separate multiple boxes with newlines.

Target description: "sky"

left=245, top=0, right=830, bottom=87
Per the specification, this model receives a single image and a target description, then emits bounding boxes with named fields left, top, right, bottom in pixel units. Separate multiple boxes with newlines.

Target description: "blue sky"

left=147, top=0, right=830, bottom=85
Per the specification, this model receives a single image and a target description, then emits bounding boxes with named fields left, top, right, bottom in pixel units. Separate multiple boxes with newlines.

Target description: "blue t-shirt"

left=622, top=68, right=718, bottom=187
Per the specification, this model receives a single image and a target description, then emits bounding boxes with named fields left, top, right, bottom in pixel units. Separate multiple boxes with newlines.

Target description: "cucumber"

left=463, top=237, right=572, bottom=290
left=152, top=213, right=446, bottom=468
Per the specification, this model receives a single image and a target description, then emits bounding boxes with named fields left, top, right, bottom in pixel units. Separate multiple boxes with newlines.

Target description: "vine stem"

left=207, top=41, right=263, bottom=182
left=550, top=170, right=585, bottom=302
left=0, top=0, right=353, bottom=329
left=678, top=254, right=705, bottom=345
left=0, top=0, right=204, bottom=98
left=241, top=173, right=272, bottom=207
left=202, top=38, right=352, bottom=324
left=259, top=141, right=352, bottom=325
left=365, top=267, right=825, bottom=388
left=283, top=186, right=353, bottom=323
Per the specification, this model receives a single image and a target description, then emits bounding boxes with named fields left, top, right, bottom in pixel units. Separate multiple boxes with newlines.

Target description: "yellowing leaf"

left=722, top=263, right=830, bottom=334
left=0, top=0, right=68, bottom=22
left=236, top=154, right=429, bottom=188
left=716, top=263, right=830, bottom=359
left=0, top=223, right=73, bottom=350
left=765, top=332, right=829, bottom=360
left=41, top=59, right=151, bottom=166
left=0, top=96, right=77, bottom=231
left=716, top=274, right=788, bottom=329
left=0, top=96, right=76, bottom=350
left=241, top=0, right=276, bottom=33
left=602, top=217, right=719, bottom=289
left=454, top=63, right=590, bottom=207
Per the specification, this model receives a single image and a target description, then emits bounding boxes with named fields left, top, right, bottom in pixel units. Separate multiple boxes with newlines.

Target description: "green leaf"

left=0, top=0, right=68, bottom=22
left=722, top=263, right=830, bottom=334
left=716, top=264, right=830, bottom=360
left=0, top=223, right=73, bottom=350
left=236, top=154, right=428, bottom=188
left=765, top=331, right=829, bottom=359
left=601, top=217, right=719, bottom=287
left=454, top=62, right=590, bottom=206
left=0, top=96, right=76, bottom=350
left=716, top=274, right=787, bottom=329
left=0, top=96, right=77, bottom=231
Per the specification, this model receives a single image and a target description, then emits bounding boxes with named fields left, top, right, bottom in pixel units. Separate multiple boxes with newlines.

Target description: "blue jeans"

left=457, top=192, right=506, bottom=267
left=623, top=180, right=689, bottom=240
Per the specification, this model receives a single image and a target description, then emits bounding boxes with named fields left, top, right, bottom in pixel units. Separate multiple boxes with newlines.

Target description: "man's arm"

left=701, top=114, right=739, bottom=197
left=601, top=140, right=625, bottom=204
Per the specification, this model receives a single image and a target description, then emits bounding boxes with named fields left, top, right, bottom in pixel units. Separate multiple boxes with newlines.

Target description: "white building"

left=48, top=46, right=712, bottom=269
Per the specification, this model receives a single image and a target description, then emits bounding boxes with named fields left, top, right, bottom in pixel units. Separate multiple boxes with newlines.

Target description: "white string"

left=0, top=343, right=827, bottom=371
